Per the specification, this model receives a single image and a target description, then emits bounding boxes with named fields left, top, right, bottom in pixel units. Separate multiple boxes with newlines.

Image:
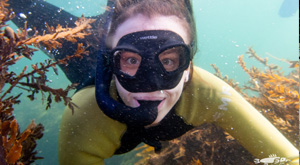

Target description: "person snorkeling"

left=8, top=0, right=299, bottom=164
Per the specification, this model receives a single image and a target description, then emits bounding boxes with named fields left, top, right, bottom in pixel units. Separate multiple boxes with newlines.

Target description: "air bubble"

left=19, top=13, right=27, bottom=19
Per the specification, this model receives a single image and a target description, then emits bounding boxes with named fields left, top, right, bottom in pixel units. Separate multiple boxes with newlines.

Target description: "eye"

left=120, top=52, right=141, bottom=67
left=161, top=58, right=175, bottom=66
left=160, top=57, right=178, bottom=72
left=115, top=51, right=141, bottom=76
left=159, top=48, right=181, bottom=72
left=126, top=57, right=139, bottom=65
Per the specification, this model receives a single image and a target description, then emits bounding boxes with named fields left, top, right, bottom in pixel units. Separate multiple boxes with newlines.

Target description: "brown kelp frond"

left=0, top=119, right=44, bottom=164
left=0, top=0, right=13, bottom=27
left=246, top=48, right=276, bottom=70
left=16, top=15, right=95, bottom=50
left=236, top=49, right=299, bottom=147
left=213, top=48, right=299, bottom=147
left=134, top=144, right=155, bottom=164
left=0, top=0, right=93, bottom=164
left=266, top=52, right=299, bottom=69
left=19, top=121, right=44, bottom=164
left=135, top=124, right=254, bottom=165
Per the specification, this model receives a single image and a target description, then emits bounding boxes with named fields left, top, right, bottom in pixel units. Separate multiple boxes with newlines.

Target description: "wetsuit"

left=58, top=66, right=299, bottom=165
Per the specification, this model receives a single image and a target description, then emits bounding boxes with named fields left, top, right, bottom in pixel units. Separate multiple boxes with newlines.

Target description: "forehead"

left=111, top=14, right=189, bottom=48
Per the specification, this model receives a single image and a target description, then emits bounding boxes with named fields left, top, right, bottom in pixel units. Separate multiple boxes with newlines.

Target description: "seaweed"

left=237, top=48, right=298, bottom=147
left=134, top=48, right=298, bottom=165
left=0, top=0, right=95, bottom=164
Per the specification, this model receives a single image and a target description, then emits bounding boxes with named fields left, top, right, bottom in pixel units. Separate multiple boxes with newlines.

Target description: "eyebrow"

left=160, top=47, right=182, bottom=54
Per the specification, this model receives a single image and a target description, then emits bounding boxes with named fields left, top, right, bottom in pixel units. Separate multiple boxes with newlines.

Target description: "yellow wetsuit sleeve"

left=176, top=66, right=299, bottom=163
left=58, top=86, right=127, bottom=165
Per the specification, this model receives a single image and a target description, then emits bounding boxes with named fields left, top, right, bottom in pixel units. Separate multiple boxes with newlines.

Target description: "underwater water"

left=8, top=0, right=298, bottom=164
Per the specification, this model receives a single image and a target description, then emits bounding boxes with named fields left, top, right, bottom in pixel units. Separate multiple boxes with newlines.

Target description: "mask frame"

left=110, top=30, right=191, bottom=93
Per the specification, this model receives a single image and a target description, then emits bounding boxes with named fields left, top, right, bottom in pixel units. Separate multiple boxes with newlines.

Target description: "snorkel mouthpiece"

left=138, top=101, right=162, bottom=109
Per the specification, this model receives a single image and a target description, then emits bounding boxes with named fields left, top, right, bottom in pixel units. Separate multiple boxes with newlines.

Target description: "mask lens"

left=114, top=50, right=141, bottom=76
left=158, top=46, right=188, bottom=72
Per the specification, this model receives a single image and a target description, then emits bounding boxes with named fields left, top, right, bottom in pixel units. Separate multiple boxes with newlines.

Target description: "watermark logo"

left=254, top=154, right=290, bottom=165
left=140, top=35, right=158, bottom=40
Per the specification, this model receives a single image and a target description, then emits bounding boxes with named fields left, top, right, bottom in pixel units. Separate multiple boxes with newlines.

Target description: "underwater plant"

left=0, top=0, right=94, bottom=164
left=134, top=48, right=299, bottom=165
left=236, top=48, right=299, bottom=147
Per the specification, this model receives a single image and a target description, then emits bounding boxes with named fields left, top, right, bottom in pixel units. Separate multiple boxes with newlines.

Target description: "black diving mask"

left=111, top=30, right=191, bottom=93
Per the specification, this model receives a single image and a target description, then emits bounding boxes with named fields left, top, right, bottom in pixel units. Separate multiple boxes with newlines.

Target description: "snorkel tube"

left=95, top=0, right=158, bottom=126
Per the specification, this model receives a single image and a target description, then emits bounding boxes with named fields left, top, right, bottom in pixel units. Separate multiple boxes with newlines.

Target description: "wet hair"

left=107, top=0, right=197, bottom=59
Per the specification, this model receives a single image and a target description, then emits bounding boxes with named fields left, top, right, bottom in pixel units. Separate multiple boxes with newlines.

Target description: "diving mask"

left=111, top=30, right=191, bottom=93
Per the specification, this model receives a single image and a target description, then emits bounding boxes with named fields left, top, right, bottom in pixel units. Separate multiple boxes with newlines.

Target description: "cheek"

left=114, top=77, right=136, bottom=107
left=164, top=71, right=187, bottom=106
left=167, top=86, right=183, bottom=103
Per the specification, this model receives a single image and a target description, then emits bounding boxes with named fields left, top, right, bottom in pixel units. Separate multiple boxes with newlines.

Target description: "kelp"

left=135, top=123, right=255, bottom=165
left=134, top=48, right=298, bottom=165
left=0, top=0, right=94, bottom=164
left=237, top=48, right=299, bottom=147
